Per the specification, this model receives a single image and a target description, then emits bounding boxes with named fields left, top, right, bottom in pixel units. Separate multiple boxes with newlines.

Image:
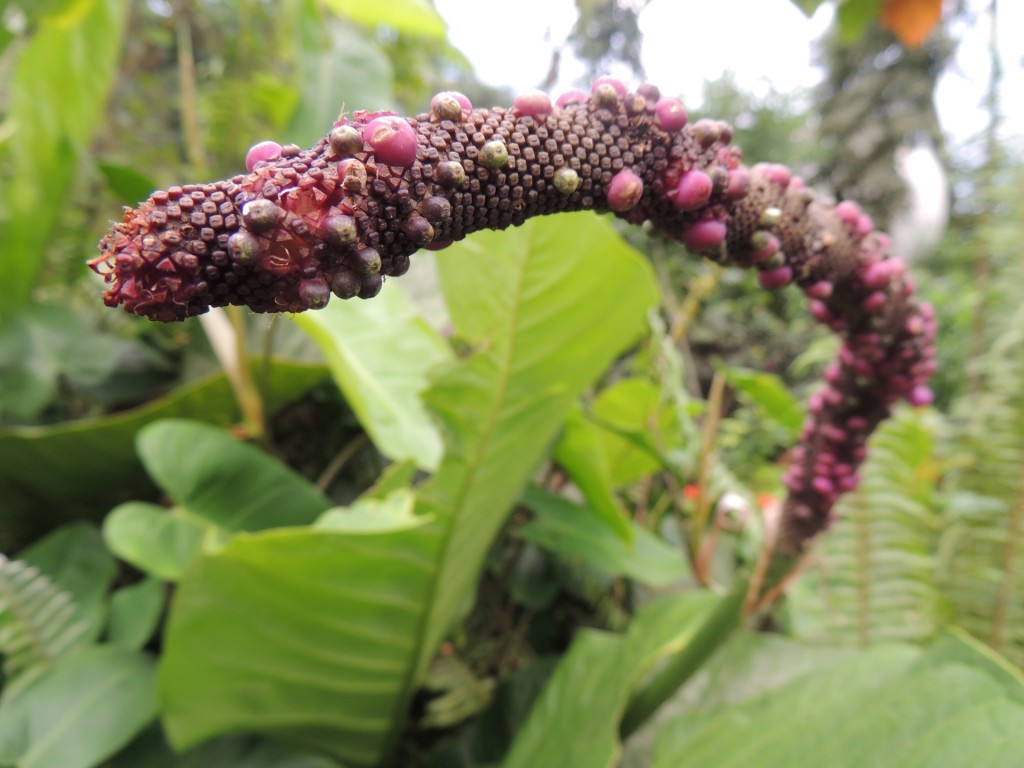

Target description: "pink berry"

left=812, top=476, right=835, bottom=496
left=556, top=89, right=588, bottom=108
left=862, top=291, right=887, bottom=312
left=807, top=281, right=834, bottom=299
left=838, top=475, right=860, bottom=492
left=725, top=168, right=750, bottom=199
left=654, top=98, right=688, bottom=132
left=758, top=266, right=793, bottom=290
left=847, top=416, right=868, bottom=431
left=245, top=140, right=282, bottom=172
left=362, top=116, right=418, bottom=167
left=861, top=261, right=891, bottom=289
left=681, top=219, right=727, bottom=252
left=835, top=200, right=862, bottom=228
left=908, top=386, right=934, bottom=407
left=606, top=170, right=644, bottom=212
left=809, top=300, right=832, bottom=323
left=513, top=90, right=553, bottom=119
left=674, top=169, right=713, bottom=211
left=764, top=163, right=792, bottom=188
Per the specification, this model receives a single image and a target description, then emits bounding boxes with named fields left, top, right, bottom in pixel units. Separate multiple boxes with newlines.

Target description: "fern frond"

left=941, top=303, right=1024, bottom=664
left=789, top=406, right=945, bottom=645
left=0, top=555, right=89, bottom=678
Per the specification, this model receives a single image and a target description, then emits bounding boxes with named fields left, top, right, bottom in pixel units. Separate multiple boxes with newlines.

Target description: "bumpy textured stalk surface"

left=90, top=82, right=936, bottom=555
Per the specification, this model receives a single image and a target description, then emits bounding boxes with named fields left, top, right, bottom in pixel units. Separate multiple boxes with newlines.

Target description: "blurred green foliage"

left=1, top=1, right=1023, bottom=767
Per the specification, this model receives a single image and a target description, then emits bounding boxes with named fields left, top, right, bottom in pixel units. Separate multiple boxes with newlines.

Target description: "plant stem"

left=175, top=0, right=207, bottom=176
left=315, top=433, right=368, bottom=493
left=989, top=476, right=1023, bottom=654
left=619, top=574, right=748, bottom=739
left=226, top=305, right=266, bottom=440
left=692, top=370, right=726, bottom=584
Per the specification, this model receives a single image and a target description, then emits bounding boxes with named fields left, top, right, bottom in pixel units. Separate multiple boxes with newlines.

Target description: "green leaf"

left=158, top=522, right=438, bottom=766
left=156, top=213, right=659, bottom=766
left=97, top=160, right=157, bottom=205
left=418, top=212, right=660, bottom=664
left=588, top=377, right=682, bottom=486
left=651, top=638, right=1024, bottom=767
left=502, top=592, right=723, bottom=768
left=0, top=303, right=125, bottom=420
left=553, top=407, right=633, bottom=540
left=290, top=281, right=450, bottom=471
left=321, top=0, right=446, bottom=40
left=19, top=523, right=117, bottom=644
left=103, top=502, right=206, bottom=582
left=136, top=420, right=331, bottom=532
left=916, top=629, right=1024, bottom=704
left=0, top=645, right=157, bottom=768
left=519, top=488, right=686, bottom=587
left=113, top=727, right=342, bottom=768
left=108, top=578, right=165, bottom=651
left=722, top=366, right=805, bottom=439
left=0, top=0, right=128, bottom=315
left=0, top=360, right=327, bottom=551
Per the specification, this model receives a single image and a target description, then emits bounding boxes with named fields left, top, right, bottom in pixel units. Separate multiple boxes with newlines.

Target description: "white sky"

left=434, top=0, right=1024, bottom=150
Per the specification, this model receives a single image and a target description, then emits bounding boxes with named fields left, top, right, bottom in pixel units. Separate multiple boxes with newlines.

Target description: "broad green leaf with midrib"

left=158, top=214, right=660, bottom=765
left=159, top=523, right=439, bottom=766
left=414, top=213, right=660, bottom=671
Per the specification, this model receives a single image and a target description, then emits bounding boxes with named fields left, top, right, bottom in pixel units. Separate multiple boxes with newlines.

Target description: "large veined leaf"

left=789, top=406, right=944, bottom=645
left=416, top=212, right=660, bottom=667
left=650, top=632, right=1024, bottom=767
left=159, top=520, right=438, bottom=766
left=158, top=214, right=659, bottom=764
left=290, top=280, right=450, bottom=471
left=501, top=591, right=733, bottom=768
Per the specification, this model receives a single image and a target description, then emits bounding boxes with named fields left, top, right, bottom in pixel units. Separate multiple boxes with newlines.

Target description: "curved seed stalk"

left=89, top=79, right=936, bottom=555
